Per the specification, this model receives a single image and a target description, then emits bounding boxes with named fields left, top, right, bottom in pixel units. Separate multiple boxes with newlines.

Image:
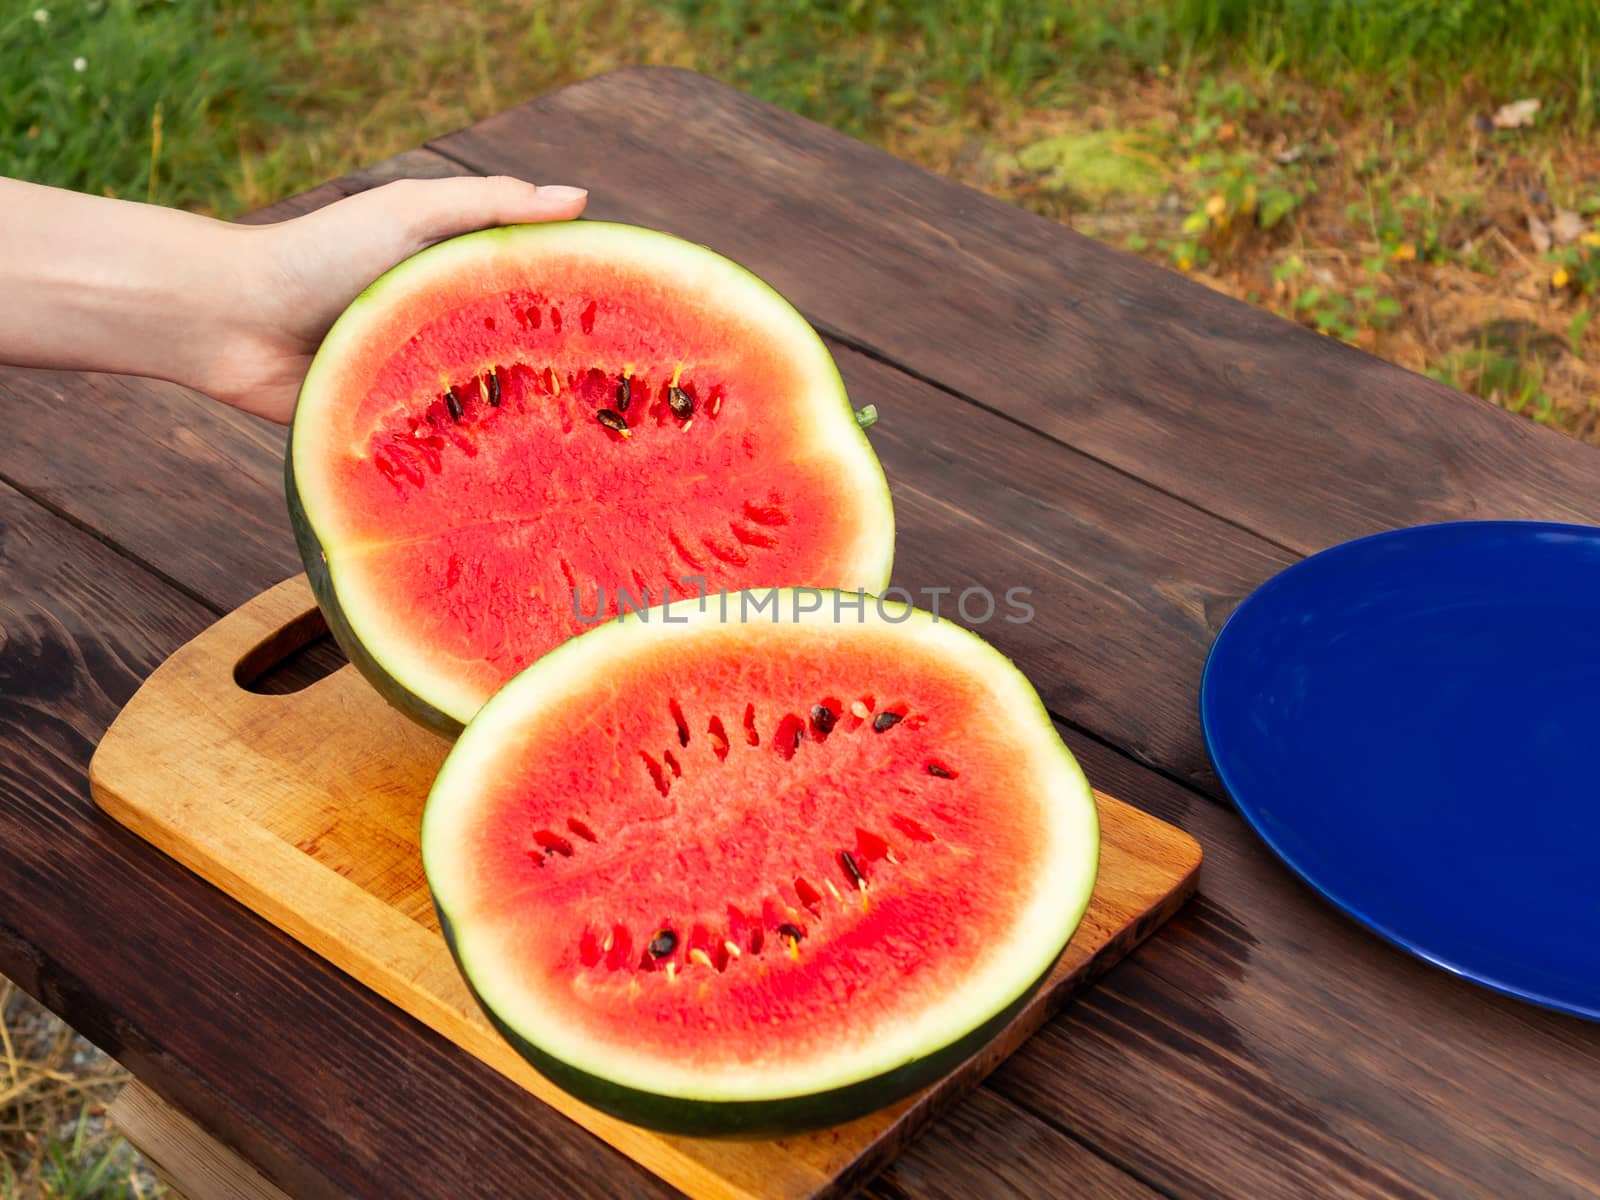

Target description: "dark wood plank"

left=0, top=480, right=680, bottom=1200
left=0, top=368, right=293, bottom=612
left=6, top=118, right=1598, bottom=1200
left=859, top=349, right=1288, bottom=785
left=0, top=151, right=470, bottom=612
left=1014, top=728, right=1600, bottom=1200
left=0, top=324, right=1292, bottom=789
left=10, top=345, right=1598, bottom=1200
left=862, top=1089, right=1164, bottom=1200
left=1, top=264, right=1158, bottom=1198
left=0, top=467, right=1154, bottom=1197
left=429, top=68, right=1600, bottom=555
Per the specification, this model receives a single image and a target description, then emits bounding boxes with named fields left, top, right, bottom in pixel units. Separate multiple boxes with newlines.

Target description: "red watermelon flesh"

left=423, top=594, right=1099, bottom=1133
left=289, top=222, right=894, bottom=730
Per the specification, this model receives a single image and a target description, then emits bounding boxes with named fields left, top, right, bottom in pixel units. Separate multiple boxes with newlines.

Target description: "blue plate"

left=1201, top=521, right=1600, bottom=1020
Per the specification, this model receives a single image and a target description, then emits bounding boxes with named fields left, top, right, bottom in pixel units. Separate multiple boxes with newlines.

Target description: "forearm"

left=1, top=173, right=586, bottom=422
left=0, top=178, right=249, bottom=392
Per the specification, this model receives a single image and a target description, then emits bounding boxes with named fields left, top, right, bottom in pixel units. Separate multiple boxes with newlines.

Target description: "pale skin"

left=0, top=176, right=589, bottom=424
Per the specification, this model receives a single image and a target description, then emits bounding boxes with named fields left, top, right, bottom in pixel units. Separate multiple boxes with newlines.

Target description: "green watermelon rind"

left=423, top=591, right=1099, bottom=1135
left=286, top=220, right=894, bottom=732
left=286, top=450, right=463, bottom=736
left=435, top=900, right=1058, bottom=1137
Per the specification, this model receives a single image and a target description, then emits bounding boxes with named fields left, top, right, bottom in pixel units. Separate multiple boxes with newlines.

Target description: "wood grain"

left=1015, top=729, right=1600, bottom=1200
left=861, top=1088, right=1163, bottom=1200
left=111, top=1083, right=299, bottom=1200
left=430, top=68, right=1600, bottom=555
left=0, top=476, right=1168, bottom=1200
left=89, top=575, right=1200, bottom=1200
left=0, top=149, right=1186, bottom=1200
left=0, top=481, right=679, bottom=1200
left=0, top=147, right=475, bottom=615
left=0, top=216, right=1294, bottom=788
left=1, top=77, right=1597, bottom=1200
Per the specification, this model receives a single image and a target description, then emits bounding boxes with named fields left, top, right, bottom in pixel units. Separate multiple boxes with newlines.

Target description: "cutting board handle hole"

left=234, top=607, right=348, bottom=695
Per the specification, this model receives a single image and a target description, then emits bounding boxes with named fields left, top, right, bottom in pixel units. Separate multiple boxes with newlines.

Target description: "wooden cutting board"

left=90, top=575, right=1202, bottom=1200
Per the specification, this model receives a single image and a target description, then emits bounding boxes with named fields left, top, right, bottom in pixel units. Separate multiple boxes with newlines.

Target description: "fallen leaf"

left=1492, top=98, right=1540, bottom=129
left=1528, top=211, right=1553, bottom=254
left=1551, top=208, right=1586, bottom=245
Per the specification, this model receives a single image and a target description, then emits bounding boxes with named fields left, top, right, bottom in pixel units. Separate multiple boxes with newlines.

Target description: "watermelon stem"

left=854, top=404, right=878, bottom=430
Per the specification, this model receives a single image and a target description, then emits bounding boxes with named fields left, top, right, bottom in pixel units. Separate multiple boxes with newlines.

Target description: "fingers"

left=371, top=175, right=589, bottom=247
left=238, top=174, right=588, bottom=404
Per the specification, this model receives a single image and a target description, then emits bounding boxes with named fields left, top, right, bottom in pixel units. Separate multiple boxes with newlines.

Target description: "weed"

left=5, top=7, right=1600, bottom=1195
left=1569, top=309, right=1595, bottom=356
left=1548, top=233, right=1600, bottom=297
left=1168, top=77, right=1315, bottom=270
left=1428, top=318, right=1571, bottom=425
left=0, top=977, right=161, bottom=1199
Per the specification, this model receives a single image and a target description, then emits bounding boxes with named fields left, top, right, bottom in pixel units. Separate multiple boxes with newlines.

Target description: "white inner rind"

left=291, top=222, right=895, bottom=725
left=423, top=594, right=1100, bottom=1102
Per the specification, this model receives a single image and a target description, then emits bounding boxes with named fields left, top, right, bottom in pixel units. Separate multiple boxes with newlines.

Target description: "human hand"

left=0, top=174, right=587, bottom=424
left=205, top=177, right=588, bottom=423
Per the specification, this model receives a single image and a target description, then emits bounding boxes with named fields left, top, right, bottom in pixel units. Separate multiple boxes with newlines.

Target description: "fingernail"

left=538, top=185, right=588, bottom=203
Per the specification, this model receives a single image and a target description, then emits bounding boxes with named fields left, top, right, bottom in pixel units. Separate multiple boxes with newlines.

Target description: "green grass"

left=3, top=1105, right=161, bottom=1200
left=1, top=977, right=164, bottom=1199
left=665, top=0, right=1127, bottom=132
left=1169, top=0, right=1600, bottom=119
left=1, top=1, right=1598, bottom=1190
left=7, top=0, right=1599, bottom=213
left=670, top=0, right=1600, bottom=135
left=0, top=0, right=287, bottom=209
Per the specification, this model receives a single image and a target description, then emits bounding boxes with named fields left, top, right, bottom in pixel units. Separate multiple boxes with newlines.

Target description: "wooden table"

left=3, top=69, right=1598, bottom=1199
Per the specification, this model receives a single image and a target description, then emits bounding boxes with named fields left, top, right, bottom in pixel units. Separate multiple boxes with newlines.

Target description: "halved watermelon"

left=422, top=593, right=1099, bottom=1135
left=287, top=222, right=893, bottom=733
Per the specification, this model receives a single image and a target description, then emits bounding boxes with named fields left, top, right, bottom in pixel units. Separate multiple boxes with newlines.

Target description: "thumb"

left=354, top=175, right=590, bottom=248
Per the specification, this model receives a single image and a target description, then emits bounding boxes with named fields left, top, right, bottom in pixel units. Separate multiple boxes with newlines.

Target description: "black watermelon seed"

left=596, top=408, right=630, bottom=435
left=648, top=929, right=678, bottom=957
left=839, top=850, right=867, bottom=890
left=873, top=711, right=903, bottom=733
left=928, top=763, right=954, bottom=778
left=443, top=387, right=464, bottom=421
left=777, top=923, right=805, bottom=942
left=668, top=385, right=694, bottom=420
left=487, top=371, right=501, bottom=406
left=616, top=375, right=631, bottom=411
left=811, top=705, right=836, bottom=734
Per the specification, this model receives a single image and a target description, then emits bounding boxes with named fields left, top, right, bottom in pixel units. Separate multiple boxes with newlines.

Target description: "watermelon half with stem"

left=422, top=592, right=1100, bottom=1136
left=287, top=222, right=893, bottom=734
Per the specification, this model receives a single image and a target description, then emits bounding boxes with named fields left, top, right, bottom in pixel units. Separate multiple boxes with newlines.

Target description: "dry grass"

left=0, top=978, right=163, bottom=1199
left=224, top=0, right=698, bottom=213
left=3, top=7, right=1597, bottom=1194
left=225, top=4, right=1597, bottom=440
left=11, top=2, right=1593, bottom=430
left=874, top=72, right=1600, bottom=439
